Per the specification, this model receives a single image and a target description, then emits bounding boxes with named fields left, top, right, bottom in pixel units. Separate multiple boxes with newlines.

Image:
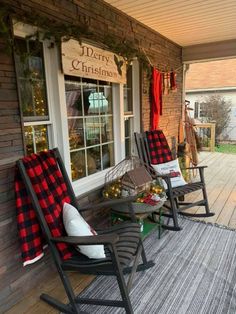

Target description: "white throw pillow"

left=63, top=202, right=106, bottom=259
left=151, top=159, right=187, bottom=189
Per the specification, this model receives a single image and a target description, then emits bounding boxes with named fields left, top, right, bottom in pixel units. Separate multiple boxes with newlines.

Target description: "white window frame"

left=124, top=59, right=141, bottom=156
left=13, top=21, right=140, bottom=196
left=13, top=21, right=58, bottom=152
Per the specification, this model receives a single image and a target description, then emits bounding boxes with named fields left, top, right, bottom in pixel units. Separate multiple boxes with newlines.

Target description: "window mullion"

left=132, top=59, right=140, bottom=134
left=53, top=62, right=72, bottom=176
left=113, top=83, right=125, bottom=162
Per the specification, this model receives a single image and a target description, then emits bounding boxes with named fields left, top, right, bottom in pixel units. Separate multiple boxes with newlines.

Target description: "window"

left=14, top=37, right=51, bottom=154
left=194, top=102, right=199, bottom=119
left=233, top=107, right=236, bottom=117
left=13, top=21, right=140, bottom=195
left=65, top=77, right=114, bottom=181
left=194, top=101, right=207, bottom=119
left=199, top=103, right=207, bottom=117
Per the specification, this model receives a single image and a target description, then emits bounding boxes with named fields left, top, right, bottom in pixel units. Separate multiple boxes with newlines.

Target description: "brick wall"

left=0, top=0, right=182, bottom=311
left=0, top=33, right=57, bottom=312
left=0, top=36, right=24, bottom=311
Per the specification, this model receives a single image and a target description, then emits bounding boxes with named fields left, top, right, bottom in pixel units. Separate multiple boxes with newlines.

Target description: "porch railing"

left=195, top=122, right=216, bottom=152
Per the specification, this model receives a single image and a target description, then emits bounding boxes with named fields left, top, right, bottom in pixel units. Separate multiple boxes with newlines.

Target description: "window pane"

left=70, top=150, right=86, bottom=181
left=65, top=82, right=83, bottom=117
left=124, top=65, right=134, bottom=157
left=29, top=56, right=43, bottom=80
left=68, top=118, right=84, bottom=149
left=87, top=146, right=101, bottom=174
left=102, top=143, right=114, bottom=170
left=124, top=65, right=133, bottom=113
left=125, top=138, right=131, bottom=157
left=200, top=103, right=207, bottom=117
left=124, top=118, right=130, bottom=137
left=14, top=39, right=28, bottom=78
left=15, top=38, right=49, bottom=121
left=24, top=125, right=49, bottom=154
left=85, top=117, right=100, bottom=146
left=101, top=116, right=113, bottom=143
left=99, top=84, right=112, bottom=114
left=18, top=79, right=34, bottom=116
left=65, top=77, right=114, bottom=180
left=124, top=117, right=133, bottom=157
left=83, top=82, right=97, bottom=115
left=32, top=80, right=48, bottom=117
left=194, top=102, right=199, bottom=118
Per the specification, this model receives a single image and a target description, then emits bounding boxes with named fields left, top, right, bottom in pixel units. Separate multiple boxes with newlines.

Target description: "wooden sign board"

left=61, top=39, right=126, bottom=84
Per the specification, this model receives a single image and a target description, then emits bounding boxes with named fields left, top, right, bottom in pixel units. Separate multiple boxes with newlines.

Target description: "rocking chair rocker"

left=16, top=148, right=154, bottom=314
left=134, top=130, right=214, bottom=231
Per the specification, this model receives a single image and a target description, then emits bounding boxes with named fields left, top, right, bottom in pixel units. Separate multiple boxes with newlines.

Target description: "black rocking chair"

left=16, top=148, right=154, bottom=314
left=134, top=131, right=214, bottom=231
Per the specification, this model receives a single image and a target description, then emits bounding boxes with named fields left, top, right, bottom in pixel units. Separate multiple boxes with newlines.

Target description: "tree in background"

left=199, top=94, right=231, bottom=139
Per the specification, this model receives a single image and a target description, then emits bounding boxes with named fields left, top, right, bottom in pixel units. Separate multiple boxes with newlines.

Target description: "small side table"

left=111, top=200, right=164, bottom=239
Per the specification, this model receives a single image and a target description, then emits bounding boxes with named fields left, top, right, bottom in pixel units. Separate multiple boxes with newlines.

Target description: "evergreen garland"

left=0, top=4, right=151, bottom=74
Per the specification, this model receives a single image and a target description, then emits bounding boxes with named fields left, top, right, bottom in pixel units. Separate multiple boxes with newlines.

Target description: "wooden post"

left=195, top=122, right=216, bottom=152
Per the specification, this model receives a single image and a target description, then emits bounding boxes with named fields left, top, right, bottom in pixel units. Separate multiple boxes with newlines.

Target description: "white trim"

left=186, top=87, right=236, bottom=93
left=13, top=22, right=54, bottom=152
left=124, top=114, right=134, bottom=118
left=131, top=60, right=140, bottom=155
left=73, top=168, right=111, bottom=196
left=182, top=64, right=188, bottom=122
left=51, top=51, right=71, bottom=175
left=24, top=121, right=52, bottom=126
left=113, top=83, right=125, bottom=163
left=43, top=39, right=57, bottom=149
left=132, top=59, right=140, bottom=134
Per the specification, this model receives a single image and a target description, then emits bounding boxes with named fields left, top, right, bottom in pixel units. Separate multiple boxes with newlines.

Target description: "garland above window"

left=0, top=4, right=151, bottom=73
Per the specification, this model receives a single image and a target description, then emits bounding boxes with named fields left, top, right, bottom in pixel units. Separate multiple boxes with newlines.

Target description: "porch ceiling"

left=103, top=0, right=236, bottom=47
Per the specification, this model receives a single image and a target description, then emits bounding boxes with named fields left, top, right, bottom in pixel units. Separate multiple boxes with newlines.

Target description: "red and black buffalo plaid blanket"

left=15, top=150, right=74, bottom=266
left=146, top=130, right=173, bottom=164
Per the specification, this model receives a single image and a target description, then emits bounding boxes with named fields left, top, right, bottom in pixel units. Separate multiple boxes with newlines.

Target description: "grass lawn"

left=215, top=143, right=236, bottom=154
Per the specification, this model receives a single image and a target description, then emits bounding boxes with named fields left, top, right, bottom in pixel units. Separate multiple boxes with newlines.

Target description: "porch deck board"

left=185, top=152, right=236, bottom=227
left=6, top=272, right=95, bottom=314
left=6, top=152, right=236, bottom=313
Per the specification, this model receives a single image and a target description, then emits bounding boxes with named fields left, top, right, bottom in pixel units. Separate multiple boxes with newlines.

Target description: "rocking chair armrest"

left=155, top=173, right=174, bottom=179
left=149, top=171, right=172, bottom=179
left=51, top=233, right=119, bottom=245
left=185, top=166, right=207, bottom=170
left=78, top=195, right=137, bottom=212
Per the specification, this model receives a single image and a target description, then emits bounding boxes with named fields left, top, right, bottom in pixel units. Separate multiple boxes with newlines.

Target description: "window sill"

left=72, top=168, right=111, bottom=197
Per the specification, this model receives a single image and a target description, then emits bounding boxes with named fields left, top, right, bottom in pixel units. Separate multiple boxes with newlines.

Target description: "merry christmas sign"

left=61, top=39, right=126, bottom=84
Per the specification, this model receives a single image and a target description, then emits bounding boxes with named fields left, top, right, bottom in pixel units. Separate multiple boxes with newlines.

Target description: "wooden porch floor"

left=185, top=151, right=236, bottom=228
left=6, top=152, right=236, bottom=314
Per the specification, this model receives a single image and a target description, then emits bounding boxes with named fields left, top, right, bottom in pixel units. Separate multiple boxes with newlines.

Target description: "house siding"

left=186, top=59, right=236, bottom=90
left=0, top=0, right=182, bottom=311
left=185, top=59, right=236, bottom=141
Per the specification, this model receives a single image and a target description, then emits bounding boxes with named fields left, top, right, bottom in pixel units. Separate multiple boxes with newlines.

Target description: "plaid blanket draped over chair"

left=15, top=150, right=74, bottom=266
left=146, top=130, right=173, bottom=164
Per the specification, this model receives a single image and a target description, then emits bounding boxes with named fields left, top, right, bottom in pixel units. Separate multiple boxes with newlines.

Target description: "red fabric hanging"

left=151, top=68, right=163, bottom=130
left=170, top=71, right=177, bottom=91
